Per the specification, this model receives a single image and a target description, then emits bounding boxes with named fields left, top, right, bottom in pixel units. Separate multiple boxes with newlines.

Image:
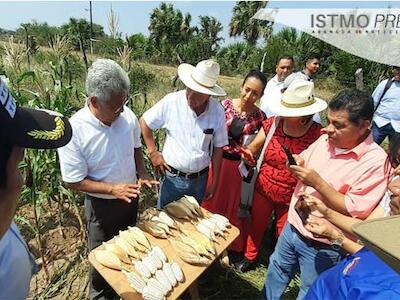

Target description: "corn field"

left=0, top=36, right=312, bottom=299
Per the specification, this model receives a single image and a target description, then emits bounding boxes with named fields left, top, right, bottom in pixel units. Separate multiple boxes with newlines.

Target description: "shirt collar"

left=84, top=100, right=112, bottom=128
left=329, top=133, right=374, bottom=159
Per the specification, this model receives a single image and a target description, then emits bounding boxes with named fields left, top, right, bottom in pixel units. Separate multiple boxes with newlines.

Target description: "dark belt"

left=291, top=224, right=335, bottom=250
left=168, top=165, right=209, bottom=179
left=223, top=151, right=241, bottom=161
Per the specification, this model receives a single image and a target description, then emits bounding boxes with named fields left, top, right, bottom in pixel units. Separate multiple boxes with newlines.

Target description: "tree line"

left=0, top=1, right=391, bottom=92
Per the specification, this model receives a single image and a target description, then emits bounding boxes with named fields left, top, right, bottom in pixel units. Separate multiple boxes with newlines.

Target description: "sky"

left=1, top=1, right=400, bottom=46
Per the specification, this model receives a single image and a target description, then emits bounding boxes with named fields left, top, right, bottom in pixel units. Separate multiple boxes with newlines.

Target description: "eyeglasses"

left=112, top=97, right=131, bottom=115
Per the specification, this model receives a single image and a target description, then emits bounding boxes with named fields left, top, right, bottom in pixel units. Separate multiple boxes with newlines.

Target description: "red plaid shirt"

left=222, top=99, right=266, bottom=155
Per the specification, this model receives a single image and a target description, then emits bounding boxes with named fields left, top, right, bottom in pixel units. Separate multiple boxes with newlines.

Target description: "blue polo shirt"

left=305, top=247, right=400, bottom=300
left=0, top=222, right=37, bottom=299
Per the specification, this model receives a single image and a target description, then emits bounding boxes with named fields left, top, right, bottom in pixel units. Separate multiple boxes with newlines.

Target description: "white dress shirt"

left=260, top=75, right=282, bottom=117
left=58, top=103, right=141, bottom=199
left=143, top=90, right=228, bottom=173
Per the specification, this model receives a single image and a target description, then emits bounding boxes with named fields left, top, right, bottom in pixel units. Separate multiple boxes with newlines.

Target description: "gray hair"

left=85, top=59, right=130, bottom=103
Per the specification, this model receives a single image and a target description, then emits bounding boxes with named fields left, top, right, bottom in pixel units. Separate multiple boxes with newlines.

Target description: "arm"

left=205, top=147, right=223, bottom=199
left=304, top=193, right=384, bottom=235
left=241, top=127, right=266, bottom=165
left=139, top=117, right=170, bottom=175
left=133, top=147, right=159, bottom=188
left=66, top=179, right=140, bottom=203
left=305, top=216, right=363, bottom=254
left=290, top=155, right=349, bottom=215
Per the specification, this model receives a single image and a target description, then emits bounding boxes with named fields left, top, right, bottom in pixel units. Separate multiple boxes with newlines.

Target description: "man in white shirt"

left=58, top=59, right=157, bottom=300
left=260, top=55, right=294, bottom=116
left=140, top=59, right=229, bottom=208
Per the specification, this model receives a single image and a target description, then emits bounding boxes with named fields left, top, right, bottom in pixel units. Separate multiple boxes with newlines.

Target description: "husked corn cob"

left=95, top=250, right=122, bottom=270
left=210, top=213, right=230, bottom=226
left=122, top=270, right=146, bottom=293
left=139, top=220, right=168, bottom=239
left=149, top=249, right=163, bottom=269
left=196, top=223, right=218, bottom=242
left=142, top=284, right=165, bottom=300
left=102, top=242, right=131, bottom=264
left=142, top=255, right=158, bottom=274
left=162, top=262, right=177, bottom=287
left=171, top=261, right=185, bottom=283
left=147, top=278, right=168, bottom=296
left=114, top=236, right=139, bottom=259
left=200, top=219, right=225, bottom=238
left=183, top=229, right=216, bottom=256
left=164, top=200, right=196, bottom=220
left=178, top=233, right=212, bottom=259
left=176, top=197, right=200, bottom=218
left=127, top=226, right=151, bottom=250
left=179, top=251, right=212, bottom=266
left=155, top=269, right=172, bottom=293
left=184, top=195, right=205, bottom=217
left=134, top=260, right=151, bottom=279
left=151, top=246, right=167, bottom=263
left=158, top=211, right=178, bottom=229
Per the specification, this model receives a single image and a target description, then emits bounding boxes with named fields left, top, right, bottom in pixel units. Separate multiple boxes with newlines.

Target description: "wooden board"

left=89, top=213, right=239, bottom=300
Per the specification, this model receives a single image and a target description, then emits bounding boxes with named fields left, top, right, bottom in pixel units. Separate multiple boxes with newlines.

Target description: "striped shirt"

left=143, top=90, right=228, bottom=173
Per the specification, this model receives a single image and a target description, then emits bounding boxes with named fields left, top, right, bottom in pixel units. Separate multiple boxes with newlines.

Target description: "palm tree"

left=199, top=16, right=224, bottom=50
left=229, top=1, right=272, bottom=45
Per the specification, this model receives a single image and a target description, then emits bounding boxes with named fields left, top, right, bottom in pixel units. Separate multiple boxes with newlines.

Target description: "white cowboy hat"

left=177, top=59, right=226, bottom=97
left=268, top=79, right=327, bottom=117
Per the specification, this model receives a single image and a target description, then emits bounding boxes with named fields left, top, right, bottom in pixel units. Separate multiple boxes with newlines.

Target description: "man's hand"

left=289, top=163, right=323, bottom=188
left=138, top=176, right=160, bottom=189
left=302, top=193, right=330, bottom=216
left=149, top=151, right=171, bottom=176
left=305, top=215, right=338, bottom=241
left=110, top=183, right=140, bottom=203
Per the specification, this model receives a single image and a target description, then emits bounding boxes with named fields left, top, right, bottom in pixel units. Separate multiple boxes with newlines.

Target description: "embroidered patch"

left=343, top=257, right=360, bottom=275
left=27, top=116, right=65, bottom=140
left=0, top=81, right=16, bottom=118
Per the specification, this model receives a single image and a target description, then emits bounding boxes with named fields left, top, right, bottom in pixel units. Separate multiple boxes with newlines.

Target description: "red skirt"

left=202, top=158, right=249, bottom=252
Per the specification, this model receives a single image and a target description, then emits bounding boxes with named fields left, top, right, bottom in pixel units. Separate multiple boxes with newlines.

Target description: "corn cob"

left=139, top=220, right=168, bottom=239
left=122, top=270, right=146, bottom=293
left=155, top=269, right=172, bottom=294
left=134, top=260, right=151, bottom=279
left=147, top=278, right=168, bottom=296
left=162, top=262, right=177, bottom=287
left=182, top=229, right=216, bottom=256
left=200, top=219, right=225, bottom=238
left=114, top=236, right=139, bottom=259
left=127, top=226, right=152, bottom=250
left=149, top=249, right=164, bottom=269
left=95, top=250, right=123, bottom=270
left=142, top=255, right=157, bottom=274
left=171, top=261, right=185, bottom=283
left=142, top=284, right=165, bottom=300
left=158, top=211, right=179, bottom=229
left=178, top=233, right=212, bottom=259
left=179, top=251, right=212, bottom=266
left=184, top=195, right=205, bottom=217
left=196, top=223, right=218, bottom=242
left=151, top=246, right=167, bottom=263
left=102, top=242, right=131, bottom=264
left=176, top=196, right=200, bottom=218
left=164, top=200, right=196, bottom=220
left=210, top=213, right=231, bottom=226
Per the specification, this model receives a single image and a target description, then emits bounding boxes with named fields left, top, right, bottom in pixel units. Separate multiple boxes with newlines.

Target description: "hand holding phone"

left=295, top=196, right=311, bottom=225
left=282, top=144, right=297, bottom=166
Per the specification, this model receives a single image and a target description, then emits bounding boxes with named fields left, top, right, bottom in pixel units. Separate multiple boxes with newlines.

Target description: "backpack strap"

left=374, top=78, right=394, bottom=113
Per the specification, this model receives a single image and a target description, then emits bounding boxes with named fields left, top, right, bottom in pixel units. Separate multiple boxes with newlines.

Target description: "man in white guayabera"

left=58, top=59, right=157, bottom=300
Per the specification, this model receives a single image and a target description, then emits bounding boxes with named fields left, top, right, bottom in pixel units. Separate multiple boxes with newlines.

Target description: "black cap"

left=0, top=79, right=72, bottom=149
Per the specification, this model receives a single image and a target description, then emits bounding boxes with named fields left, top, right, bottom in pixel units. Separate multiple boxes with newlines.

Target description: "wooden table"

left=89, top=216, right=239, bottom=300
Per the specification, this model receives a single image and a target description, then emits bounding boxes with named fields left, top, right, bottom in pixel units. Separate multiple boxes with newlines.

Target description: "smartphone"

left=282, top=144, right=297, bottom=166
left=295, top=197, right=311, bottom=225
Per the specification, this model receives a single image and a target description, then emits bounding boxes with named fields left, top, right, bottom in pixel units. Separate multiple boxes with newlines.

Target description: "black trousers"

left=85, top=194, right=138, bottom=300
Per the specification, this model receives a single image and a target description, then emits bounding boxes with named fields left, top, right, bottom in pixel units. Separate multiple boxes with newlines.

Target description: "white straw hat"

left=268, top=79, right=327, bottom=117
left=177, top=59, right=226, bottom=96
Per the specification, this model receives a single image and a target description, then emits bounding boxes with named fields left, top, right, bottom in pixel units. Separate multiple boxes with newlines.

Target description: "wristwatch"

left=331, top=232, right=344, bottom=250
